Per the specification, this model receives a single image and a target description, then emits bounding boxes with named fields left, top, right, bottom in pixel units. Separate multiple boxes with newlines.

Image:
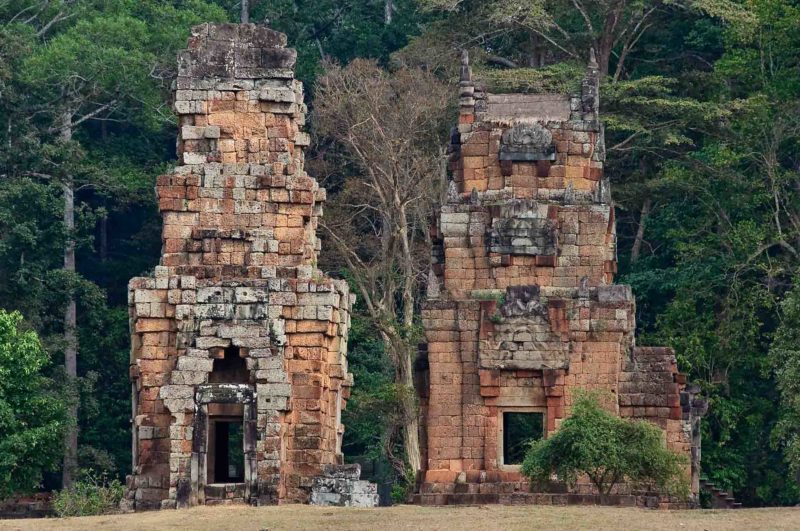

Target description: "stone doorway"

left=189, top=384, right=257, bottom=507
left=207, top=412, right=245, bottom=484
left=205, top=411, right=246, bottom=504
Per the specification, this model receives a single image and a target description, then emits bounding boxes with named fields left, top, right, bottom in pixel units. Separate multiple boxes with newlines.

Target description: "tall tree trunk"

left=383, top=331, right=421, bottom=475
left=528, top=34, right=544, bottom=67
left=597, top=9, right=621, bottom=77
left=241, top=0, right=250, bottom=23
left=396, top=204, right=422, bottom=474
left=596, top=39, right=612, bottom=78
left=99, top=213, right=108, bottom=263
left=60, top=110, right=78, bottom=488
left=630, top=198, right=651, bottom=263
left=384, top=0, right=393, bottom=25
left=398, top=346, right=421, bottom=475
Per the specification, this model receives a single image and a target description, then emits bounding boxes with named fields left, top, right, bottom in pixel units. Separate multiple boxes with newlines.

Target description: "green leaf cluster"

left=521, top=391, right=689, bottom=497
left=52, top=469, right=124, bottom=517
left=0, top=310, right=68, bottom=497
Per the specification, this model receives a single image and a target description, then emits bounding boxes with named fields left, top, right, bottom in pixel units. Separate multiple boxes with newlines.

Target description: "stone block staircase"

left=699, top=477, right=742, bottom=509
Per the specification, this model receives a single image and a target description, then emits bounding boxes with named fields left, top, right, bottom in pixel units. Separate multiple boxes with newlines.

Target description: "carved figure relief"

left=479, top=286, right=569, bottom=370
left=499, top=123, right=555, bottom=161
left=487, top=201, right=558, bottom=257
left=500, top=285, right=549, bottom=319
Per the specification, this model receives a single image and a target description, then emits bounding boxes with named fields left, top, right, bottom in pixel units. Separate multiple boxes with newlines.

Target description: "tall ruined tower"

left=126, top=24, right=375, bottom=509
left=416, top=53, right=705, bottom=506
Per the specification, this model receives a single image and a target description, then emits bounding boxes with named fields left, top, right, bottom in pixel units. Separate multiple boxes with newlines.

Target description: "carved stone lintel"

left=499, top=285, right=548, bottom=319
left=500, top=123, right=555, bottom=161
left=195, top=383, right=254, bottom=404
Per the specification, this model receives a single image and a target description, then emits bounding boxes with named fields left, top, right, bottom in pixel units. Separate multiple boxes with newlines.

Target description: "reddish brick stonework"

left=125, top=24, right=376, bottom=510
left=416, top=52, right=705, bottom=507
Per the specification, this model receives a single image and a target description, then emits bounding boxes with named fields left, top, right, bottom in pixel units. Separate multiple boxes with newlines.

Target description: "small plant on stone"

left=470, top=289, right=506, bottom=302
left=53, top=469, right=125, bottom=517
left=521, top=390, right=689, bottom=501
left=389, top=465, right=417, bottom=504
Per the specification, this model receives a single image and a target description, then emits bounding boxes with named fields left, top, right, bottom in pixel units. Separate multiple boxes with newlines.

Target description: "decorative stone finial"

left=581, top=48, right=600, bottom=117
left=578, top=275, right=590, bottom=299
left=447, top=179, right=460, bottom=203
left=588, top=47, right=598, bottom=69
left=564, top=182, right=575, bottom=204
left=460, top=49, right=472, bottom=84
left=426, top=268, right=441, bottom=299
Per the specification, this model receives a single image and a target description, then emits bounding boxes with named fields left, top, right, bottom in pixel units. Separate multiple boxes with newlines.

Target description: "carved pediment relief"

left=480, top=286, right=569, bottom=370
left=499, top=123, right=555, bottom=161
left=487, top=200, right=558, bottom=257
left=479, top=315, right=569, bottom=371
left=500, top=285, right=548, bottom=319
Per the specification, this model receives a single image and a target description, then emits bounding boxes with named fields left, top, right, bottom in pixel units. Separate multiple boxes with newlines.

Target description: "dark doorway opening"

left=209, top=346, right=249, bottom=384
left=209, top=419, right=244, bottom=483
left=502, top=411, right=544, bottom=465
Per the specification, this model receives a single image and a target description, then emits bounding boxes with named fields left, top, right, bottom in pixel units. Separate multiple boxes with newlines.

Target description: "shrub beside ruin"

left=521, top=391, right=689, bottom=499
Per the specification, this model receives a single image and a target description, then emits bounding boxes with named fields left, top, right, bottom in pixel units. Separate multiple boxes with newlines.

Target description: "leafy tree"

left=618, top=0, right=800, bottom=504
left=771, top=281, right=800, bottom=480
left=0, top=309, right=68, bottom=498
left=341, top=313, right=394, bottom=458
left=211, top=0, right=428, bottom=83
left=418, top=0, right=752, bottom=76
left=313, top=59, right=453, bottom=474
left=521, top=391, right=688, bottom=498
left=0, top=0, right=226, bottom=487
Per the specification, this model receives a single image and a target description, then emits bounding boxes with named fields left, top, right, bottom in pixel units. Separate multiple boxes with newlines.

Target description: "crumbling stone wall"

left=418, top=52, right=704, bottom=507
left=126, top=23, right=365, bottom=509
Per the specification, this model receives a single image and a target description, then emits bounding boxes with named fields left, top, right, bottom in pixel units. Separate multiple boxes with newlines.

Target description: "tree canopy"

left=0, top=310, right=67, bottom=498
left=0, top=0, right=798, bottom=506
left=521, top=392, right=689, bottom=497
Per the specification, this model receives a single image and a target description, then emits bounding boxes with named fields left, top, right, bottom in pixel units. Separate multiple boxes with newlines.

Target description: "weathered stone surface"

left=418, top=51, right=703, bottom=506
left=126, top=23, right=369, bottom=511
left=310, top=464, right=379, bottom=508
left=500, top=123, right=555, bottom=161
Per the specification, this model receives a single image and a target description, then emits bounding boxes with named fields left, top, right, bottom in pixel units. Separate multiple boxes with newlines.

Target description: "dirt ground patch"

left=1, top=504, right=799, bottom=531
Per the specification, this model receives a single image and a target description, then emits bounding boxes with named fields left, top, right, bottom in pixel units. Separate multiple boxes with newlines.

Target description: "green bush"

left=53, top=470, right=124, bottom=517
left=0, top=309, right=68, bottom=497
left=521, top=390, right=689, bottom=498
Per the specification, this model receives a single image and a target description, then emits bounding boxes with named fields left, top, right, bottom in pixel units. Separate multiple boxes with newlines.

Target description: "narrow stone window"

left=502, top=411, right=544, bottom=465
left=208, top=345, right=248, bottom=384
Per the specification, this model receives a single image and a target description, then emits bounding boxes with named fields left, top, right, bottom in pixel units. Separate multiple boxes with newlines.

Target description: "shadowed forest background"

left=0, top=0, right=799, bottom=507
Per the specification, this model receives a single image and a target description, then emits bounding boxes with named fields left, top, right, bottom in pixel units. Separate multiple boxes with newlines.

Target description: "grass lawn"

left=2, top=504, right=799, bottom=531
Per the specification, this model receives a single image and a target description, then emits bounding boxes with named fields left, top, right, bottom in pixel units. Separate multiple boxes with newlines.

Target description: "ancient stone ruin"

left=125, top=23, right=376, bottom=509
left=415, top=52, right=706, bottom=507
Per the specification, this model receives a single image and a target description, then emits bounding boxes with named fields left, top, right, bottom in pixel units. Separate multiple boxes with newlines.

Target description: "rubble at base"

left=310, top=464, right=379, bottom=508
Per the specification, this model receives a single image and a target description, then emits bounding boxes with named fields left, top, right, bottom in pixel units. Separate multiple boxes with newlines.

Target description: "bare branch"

left=48, top=100, right=118, bottom=134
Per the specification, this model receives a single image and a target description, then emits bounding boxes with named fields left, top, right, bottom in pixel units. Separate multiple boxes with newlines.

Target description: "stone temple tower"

left=126, top=24, right=375, bottom=509
left=415, top=52, right=706, bottom=506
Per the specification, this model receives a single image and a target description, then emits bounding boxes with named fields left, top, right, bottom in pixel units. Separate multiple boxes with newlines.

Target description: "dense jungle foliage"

left=0, top=0, right=798, bottom=505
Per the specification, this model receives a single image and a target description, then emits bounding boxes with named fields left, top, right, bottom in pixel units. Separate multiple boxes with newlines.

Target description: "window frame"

left=497, top=407, right=547, bottom=470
